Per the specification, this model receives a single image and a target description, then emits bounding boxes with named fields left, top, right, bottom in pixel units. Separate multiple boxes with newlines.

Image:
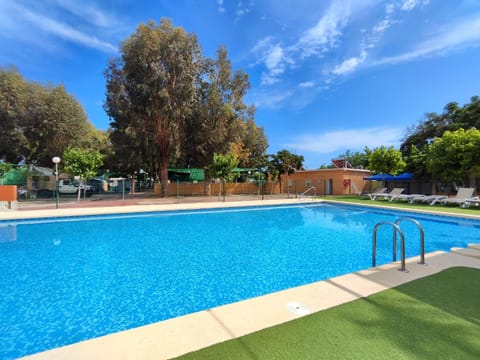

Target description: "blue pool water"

left=1, top=203, right=480, bottom=358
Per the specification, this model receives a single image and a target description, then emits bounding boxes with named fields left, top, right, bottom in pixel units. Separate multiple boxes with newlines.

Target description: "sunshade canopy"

left=364, top=172, right=413, bottom=181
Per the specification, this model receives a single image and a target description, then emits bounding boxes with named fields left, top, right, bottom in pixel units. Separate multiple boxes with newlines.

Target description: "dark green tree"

left=268, top=150, right=304, bottom=192
left=0, top=67, right=99, bottom=165
left=427, top=128, right=480, bottom=187
left=401, top=96, right=480, bottom=156
left=367, top=146, right=405, bottom=183
left=208, top=152, right=238, bottom=201
left=337, top=148, right=370, bottom=169
left=63, top=147, right=104, bottom=201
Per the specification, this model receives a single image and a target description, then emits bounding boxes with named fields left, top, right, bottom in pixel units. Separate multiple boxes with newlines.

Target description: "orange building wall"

left=281, top=168, right=371, bottom=196
left=0, top=185, right=17, bottom=201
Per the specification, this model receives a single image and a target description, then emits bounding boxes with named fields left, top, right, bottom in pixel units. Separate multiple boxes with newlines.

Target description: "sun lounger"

left=464, top=196, right=480, bottom=208
left=372, top=188, right=405, bottom=201
left=417, top=195, right=448, bottom=205
left=363, top=187, right=388, bottom=200
left=440, top=187, right=475, bottom=207
left=406, top=194, right=448, bottom=205
left=393, top=194, right=424, bottom=202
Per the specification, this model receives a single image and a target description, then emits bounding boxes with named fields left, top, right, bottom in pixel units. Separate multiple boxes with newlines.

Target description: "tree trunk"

left=155, top=128, right=170, bottom=198
left=158, top=160, right=168, bottom=197
left=203, top=168, right=211, bottom=196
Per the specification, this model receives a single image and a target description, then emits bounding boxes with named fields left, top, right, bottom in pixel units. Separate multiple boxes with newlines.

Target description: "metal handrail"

left=372, top=222, right=406, bottom=272
left=300, top=186, right=316, bottom=197
left=395, top=217, right=425, bottom=265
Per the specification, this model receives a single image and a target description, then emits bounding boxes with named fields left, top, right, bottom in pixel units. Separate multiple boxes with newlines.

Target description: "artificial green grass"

left=326, top=195, right=480, bottom=217
left=176, top=267, right=480, bottom=360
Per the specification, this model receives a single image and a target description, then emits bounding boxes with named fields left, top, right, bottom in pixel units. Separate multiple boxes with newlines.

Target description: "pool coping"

left=12, top=199, right=480, bottom=359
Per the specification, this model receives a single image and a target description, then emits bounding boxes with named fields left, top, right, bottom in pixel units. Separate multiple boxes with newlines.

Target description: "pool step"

left=451, top=247, right=480, bottom=259
left=467, top=243, right=480, bottom=251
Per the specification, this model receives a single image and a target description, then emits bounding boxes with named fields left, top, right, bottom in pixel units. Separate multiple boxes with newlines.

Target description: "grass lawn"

left=176, top=267, right=480, bottom=360
left=324, top=195, right=480, bottom=217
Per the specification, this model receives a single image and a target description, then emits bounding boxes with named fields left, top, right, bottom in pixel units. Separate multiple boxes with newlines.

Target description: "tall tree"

left=0, top=68, right=27, bottom=162
left=238, top=117, right=268, bottom=168
left=427, top=128, right=480, bottom=187
left=0, top=67, right=97, bottom=165
left=105, top=19, right=201, bottom=197
left=183, top=46, right=266, bottom=191
left=401, top=96, right=480, bottom=156
left=367, top=146, right=405, bottom=182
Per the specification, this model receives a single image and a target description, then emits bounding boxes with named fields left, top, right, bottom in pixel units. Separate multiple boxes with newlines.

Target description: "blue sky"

left=1, top=0, right=480, bottom=169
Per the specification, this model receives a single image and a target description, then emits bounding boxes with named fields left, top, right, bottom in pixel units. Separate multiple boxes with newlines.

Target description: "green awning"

left=168, top=168, right=205, bottom=182
left=231, top=168, right=258, bottom=173
left=0, top=168, right=28, bottom=185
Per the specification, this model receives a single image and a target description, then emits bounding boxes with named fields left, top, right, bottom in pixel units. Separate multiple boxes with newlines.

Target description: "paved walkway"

left=14, top=193, right=292, bottom=211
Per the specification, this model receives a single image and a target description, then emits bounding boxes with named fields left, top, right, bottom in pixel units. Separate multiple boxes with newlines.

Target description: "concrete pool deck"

left=3, top=198, right=480, bottom=360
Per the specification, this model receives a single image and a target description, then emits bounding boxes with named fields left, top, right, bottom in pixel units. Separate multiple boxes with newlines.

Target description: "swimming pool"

left=1, top=203, right=479, bottom=358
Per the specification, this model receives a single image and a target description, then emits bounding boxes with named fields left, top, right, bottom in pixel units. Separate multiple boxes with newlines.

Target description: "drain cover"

left=287, top=301, right=310, bottom=316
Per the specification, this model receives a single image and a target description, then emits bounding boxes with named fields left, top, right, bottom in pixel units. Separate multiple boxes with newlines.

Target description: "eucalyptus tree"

left=182, top=46, right=267, bottom=194
left=238, top=117, right=268, bottom=168
left=105, top=19, right=201, bottom=197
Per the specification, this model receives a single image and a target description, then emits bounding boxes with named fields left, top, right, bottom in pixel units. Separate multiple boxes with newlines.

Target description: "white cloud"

left=21, top=7, right=117, bottom=53
left=251, top=1, right=385, bottom=87
left=286, top=127, right=404, bottom=153
left=400, top=0, right=429, bottom=11
left=296, top=1, right=351, bottom=58
left=299, top=81, right=315, bottom=88
left=216, top=0, right=225, bottom=13
left=400, top=0, right=417, bottom=11
left=331, top=50, right=367, bottom=75
left=56, top=0, right=115, bottom=27
left=251, top=89, right=295, bottom=109
left=373, top=18, right=395, bottom=33
left=385, top=3, right=395, bottom=14
left=235, top=1, right=253, bottom=20
left=375, top=15, right=480, bottom=65
left=1, top=1, right=117, bottom=53
left=265, top=44, right=284, bottom=70
left=252, top=37, right=293, bottom=86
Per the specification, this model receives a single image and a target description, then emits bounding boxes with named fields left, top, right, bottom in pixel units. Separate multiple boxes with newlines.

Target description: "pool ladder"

left=372, top=217, right=425, bottom=272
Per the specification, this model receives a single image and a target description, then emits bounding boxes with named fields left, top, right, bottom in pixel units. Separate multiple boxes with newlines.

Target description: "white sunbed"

left=393, top=194, right=424, bottom=202
left=409, top=194, right=448, bottom=205
left=464, top=197, right=480, bottom=208
left=372, top=188, right=405, bottom=201
left=363, top=187, right=388, bottom=200
left=440, top=187, right=476, bottom=207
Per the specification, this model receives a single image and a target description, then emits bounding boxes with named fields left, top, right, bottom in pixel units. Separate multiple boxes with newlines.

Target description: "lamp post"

left=52, top=156, right=61, bottom=209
